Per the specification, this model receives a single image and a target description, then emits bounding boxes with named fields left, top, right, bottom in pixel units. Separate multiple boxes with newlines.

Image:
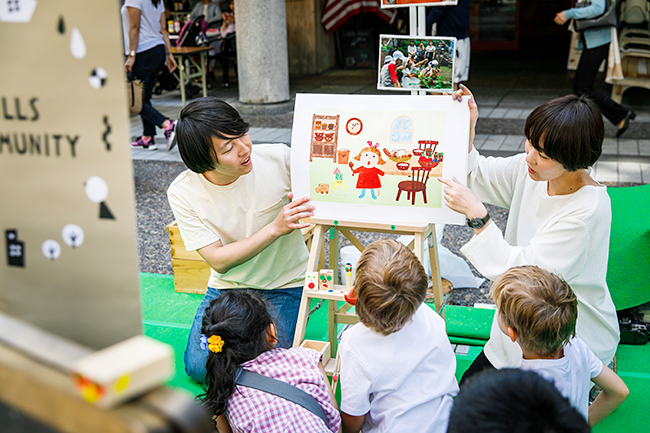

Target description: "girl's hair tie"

left=200, top=334, right=225, bottom=353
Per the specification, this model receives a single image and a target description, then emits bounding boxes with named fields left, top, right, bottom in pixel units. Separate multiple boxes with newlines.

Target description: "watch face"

left=468, top=218, right=484, bottom=229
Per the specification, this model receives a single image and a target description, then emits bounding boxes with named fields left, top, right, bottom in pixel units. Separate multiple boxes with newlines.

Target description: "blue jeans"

left=184, top=286, right=303, bottom=383
left=130, top=44, right=167, bottom=137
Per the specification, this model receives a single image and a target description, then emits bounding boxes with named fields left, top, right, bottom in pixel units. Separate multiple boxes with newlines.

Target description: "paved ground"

left=130, top=50, right=649, bottom=306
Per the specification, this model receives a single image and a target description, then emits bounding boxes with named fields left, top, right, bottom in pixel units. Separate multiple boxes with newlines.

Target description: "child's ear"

left=507, top=326, right=518, bottom=343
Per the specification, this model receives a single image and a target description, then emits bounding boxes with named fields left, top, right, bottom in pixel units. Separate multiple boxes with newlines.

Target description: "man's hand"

left=270, top=193, right=314, bottom=236
left=554, top=11, right=568, bottom=25
left=125, top=56, right=135, bottom=73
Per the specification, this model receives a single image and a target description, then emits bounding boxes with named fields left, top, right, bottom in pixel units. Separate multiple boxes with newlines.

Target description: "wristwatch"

left=128, top=50, right=136, bottom=57
left=467, top=212, right=490, bottom=229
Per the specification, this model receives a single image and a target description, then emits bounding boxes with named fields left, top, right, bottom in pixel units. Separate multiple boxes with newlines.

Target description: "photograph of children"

left=381, top=0, right=458, bottom=9
left=377, top=35, right=456, bottom=93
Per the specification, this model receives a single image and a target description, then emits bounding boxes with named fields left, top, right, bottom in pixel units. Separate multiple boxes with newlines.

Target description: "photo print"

left=378, top=35, right=456, bottom=93
left=380, top=0, right=458, bottom=8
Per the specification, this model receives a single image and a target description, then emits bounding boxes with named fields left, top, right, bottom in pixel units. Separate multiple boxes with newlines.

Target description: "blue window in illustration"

left=390, top=116, right=413, bottom=143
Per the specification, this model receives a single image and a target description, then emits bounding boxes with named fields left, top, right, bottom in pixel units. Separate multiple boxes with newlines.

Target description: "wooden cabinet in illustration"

left=310, top=114, right=339, bottom=162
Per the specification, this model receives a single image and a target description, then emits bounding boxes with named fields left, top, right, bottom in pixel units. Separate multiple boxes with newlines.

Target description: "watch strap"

left=467, top=212, right=490, bottom=229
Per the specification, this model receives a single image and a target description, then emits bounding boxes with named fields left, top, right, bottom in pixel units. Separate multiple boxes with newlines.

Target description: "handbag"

left=574, top=0, right=617, bottom=32
left=235, top=368, right=329, bottom=425
left=127, top=75, right=144, bottom=115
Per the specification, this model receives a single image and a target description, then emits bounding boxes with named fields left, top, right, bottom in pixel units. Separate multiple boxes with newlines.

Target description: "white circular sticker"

left=85, top=176, right=108, bottom=203
left=61, top=224, right=84, bottom=248
left=42, top=240, right=61, bottom=260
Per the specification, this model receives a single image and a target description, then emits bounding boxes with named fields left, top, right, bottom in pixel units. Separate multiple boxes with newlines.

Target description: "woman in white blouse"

left=439, top=86, right=619, bottom=384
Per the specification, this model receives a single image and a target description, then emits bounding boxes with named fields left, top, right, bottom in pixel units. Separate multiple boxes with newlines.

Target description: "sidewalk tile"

left=481, top=135, right=507, bottom=151
left=594, top=161, right=618, bottom=183
left=601, top=138, right=617, bottom=155
left=618, top=161, right=642, bottom=183
left=635, top=112, right=650, bottom=123
left=487, top=108, right=507, bottom=119
left=478, top=107, right=493, bottom=118
left=473, top=134, right=487, bottom=149
left=639, top=140, right=650, bottom=156
left=519, top=109, right=533, bottom=120
left=503, top=109, right=523, bottom=119
left=618, top=139, right=639, bottom=156
left=499, top=135, right=524, bottom=151
left=642, top=163, right=650, bottom=184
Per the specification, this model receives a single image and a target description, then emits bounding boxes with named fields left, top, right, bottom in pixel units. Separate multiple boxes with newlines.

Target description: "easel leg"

left=328, top=300, right=337, bottom=358
left=428, top=226, right=444, bottom=319
left=329, top=228, right=339, bottom=285
left=293, top=225, right=326, bottom=347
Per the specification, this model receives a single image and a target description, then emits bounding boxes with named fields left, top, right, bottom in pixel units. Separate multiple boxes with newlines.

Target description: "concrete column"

left=236, top=0, right=290, bottom=104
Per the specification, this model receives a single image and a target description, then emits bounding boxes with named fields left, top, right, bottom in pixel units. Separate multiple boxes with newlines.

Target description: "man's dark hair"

left=448, top=369, right=591, bottom=433
left=524, top=94, right=603, bottom=171
left=175, top=97, right=249, bottom=173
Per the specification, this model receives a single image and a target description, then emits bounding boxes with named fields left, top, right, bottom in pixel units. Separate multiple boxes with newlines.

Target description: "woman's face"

left=524, top=139, right=567, bottom=182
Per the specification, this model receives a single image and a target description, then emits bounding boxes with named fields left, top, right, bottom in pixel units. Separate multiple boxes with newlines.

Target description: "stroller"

left=154, top=15, right=208, bottom=98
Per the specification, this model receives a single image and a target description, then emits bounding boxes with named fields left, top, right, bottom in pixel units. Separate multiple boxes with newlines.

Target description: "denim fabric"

left=184, top=286, right=303, bottom=383
left=130, top=44, right=167, bottom=137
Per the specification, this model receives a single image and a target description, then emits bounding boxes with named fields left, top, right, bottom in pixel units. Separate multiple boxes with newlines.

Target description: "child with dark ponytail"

left=199, top=290, right=341, bottom=433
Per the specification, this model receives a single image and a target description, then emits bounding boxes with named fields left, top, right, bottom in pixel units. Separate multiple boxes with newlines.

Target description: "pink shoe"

left=164, top=121, right=176, bottom=151
left=131, top=136, right=157, bottom=150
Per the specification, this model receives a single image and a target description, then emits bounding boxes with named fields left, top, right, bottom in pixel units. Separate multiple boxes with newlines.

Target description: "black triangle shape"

left=99, top=202, right=115, bottom=220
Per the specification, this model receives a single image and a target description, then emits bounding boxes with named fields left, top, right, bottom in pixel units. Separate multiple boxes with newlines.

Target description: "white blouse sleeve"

left=461, top=216, right=591, bottom=282
left=467, top=148, right=527, bottom=210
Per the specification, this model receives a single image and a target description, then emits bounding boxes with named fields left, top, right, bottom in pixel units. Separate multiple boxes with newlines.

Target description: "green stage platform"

left=140, top=273, right=649, bottom=432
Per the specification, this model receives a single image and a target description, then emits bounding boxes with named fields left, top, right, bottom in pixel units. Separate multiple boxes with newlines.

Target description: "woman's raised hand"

left=449, top=84, right=478, bottom=153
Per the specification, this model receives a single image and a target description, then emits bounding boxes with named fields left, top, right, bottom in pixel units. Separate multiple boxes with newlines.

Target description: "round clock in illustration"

left=346, top=118, right=363, bottom=135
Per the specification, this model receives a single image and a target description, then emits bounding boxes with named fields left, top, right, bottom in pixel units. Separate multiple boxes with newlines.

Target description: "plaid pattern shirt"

left=226, top=348, right=341, bottom=433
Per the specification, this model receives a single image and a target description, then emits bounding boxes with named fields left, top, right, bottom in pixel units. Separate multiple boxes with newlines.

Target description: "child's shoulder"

left=250, top=347, right=322, bottom=368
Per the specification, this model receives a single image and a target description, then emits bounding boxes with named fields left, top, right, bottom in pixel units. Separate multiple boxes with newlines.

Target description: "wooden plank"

left=329, top=228, right=339, bottom=285
left=428, top=229, right=444, bottom=317
left=338, top=228, right=366, bottom=253
left=170, top=260, right=210, bottom=294
left=309, top=217, right=429, bottom=233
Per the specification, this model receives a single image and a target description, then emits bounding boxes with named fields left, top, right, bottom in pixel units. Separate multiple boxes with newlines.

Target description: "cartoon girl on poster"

left=349, top=142, right=387, bottom=199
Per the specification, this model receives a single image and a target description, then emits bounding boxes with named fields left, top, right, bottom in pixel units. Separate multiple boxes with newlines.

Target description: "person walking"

left=122, top=0, right=178, bottom=150
left=554, top=2, right=636, bottom=137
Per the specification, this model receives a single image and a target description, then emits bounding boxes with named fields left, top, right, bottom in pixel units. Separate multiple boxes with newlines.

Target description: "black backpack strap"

left=235, top=368, right=329, bottom=426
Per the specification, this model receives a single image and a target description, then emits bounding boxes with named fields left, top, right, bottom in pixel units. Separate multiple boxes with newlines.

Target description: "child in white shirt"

left=491, top=265, right=628, bottom=426
left=339, top=239, right=458, bottom=433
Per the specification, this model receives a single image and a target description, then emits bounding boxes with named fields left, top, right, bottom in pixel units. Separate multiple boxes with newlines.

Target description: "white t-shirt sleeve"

left=340, top=343, right=372, bottom=416
left=167, top=187, right=221, bottom=251
left=584, top=342, right=605, bottom=379
left=124, top=0, right=142, bottom=10
left=461, top=215, right=591, bottom=282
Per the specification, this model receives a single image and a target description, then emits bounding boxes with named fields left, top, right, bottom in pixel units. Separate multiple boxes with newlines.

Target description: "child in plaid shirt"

left=199, top=290, right=341, bottom=433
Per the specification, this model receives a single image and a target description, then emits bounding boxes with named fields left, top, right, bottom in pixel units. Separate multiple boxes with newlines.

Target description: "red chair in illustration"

left=396, top=167, right=432, bottom=205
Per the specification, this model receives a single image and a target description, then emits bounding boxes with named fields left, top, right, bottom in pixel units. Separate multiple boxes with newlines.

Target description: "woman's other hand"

left=554, top=11, right=567, bottom=25
left=438, top=176, right=487, bottom=220
left=165, top=53, right=177, bottom=73
left=125, top=56, right=135, bottom=73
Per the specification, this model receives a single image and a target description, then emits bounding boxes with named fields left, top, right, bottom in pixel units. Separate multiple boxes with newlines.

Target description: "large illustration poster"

left=0, top=0, right=142, bottom=349
left=291, top=93, right=469, bottom=225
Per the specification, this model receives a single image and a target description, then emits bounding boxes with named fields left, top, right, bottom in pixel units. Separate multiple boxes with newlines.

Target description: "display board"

left=291, top=93, right=469, bottom=225
left=0, top=0, right=142, bottom=349
left=380, top=0, right=458, bottom=8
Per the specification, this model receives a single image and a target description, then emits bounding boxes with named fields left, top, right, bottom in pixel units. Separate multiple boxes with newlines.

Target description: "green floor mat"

left=140, top=272, right=650, bottom=432
left=607, top=184, right=650, bottom=310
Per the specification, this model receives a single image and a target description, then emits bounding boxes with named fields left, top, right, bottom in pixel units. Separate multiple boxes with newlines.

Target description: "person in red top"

left=349, top=144, right=387, bottom=200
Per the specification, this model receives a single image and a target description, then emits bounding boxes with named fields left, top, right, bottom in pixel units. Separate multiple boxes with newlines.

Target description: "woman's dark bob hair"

left=175, top=97, right=250, bottom=173
left=524, top=94, right=604, bottom=172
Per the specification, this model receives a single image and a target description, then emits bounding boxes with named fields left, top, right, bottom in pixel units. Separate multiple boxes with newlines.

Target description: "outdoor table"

left=170, top=46, right=211, bottom=106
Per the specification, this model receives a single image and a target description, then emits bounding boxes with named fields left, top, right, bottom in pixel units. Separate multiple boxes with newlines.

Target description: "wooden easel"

left=292, top=217, right=444, bottom=374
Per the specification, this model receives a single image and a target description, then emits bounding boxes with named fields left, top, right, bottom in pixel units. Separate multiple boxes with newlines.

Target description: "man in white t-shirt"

left=339, top=239, right=458, bottom=433
left=167, top=98, right=313, bottom=383
left=490, top=266, right=628, bottom=426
